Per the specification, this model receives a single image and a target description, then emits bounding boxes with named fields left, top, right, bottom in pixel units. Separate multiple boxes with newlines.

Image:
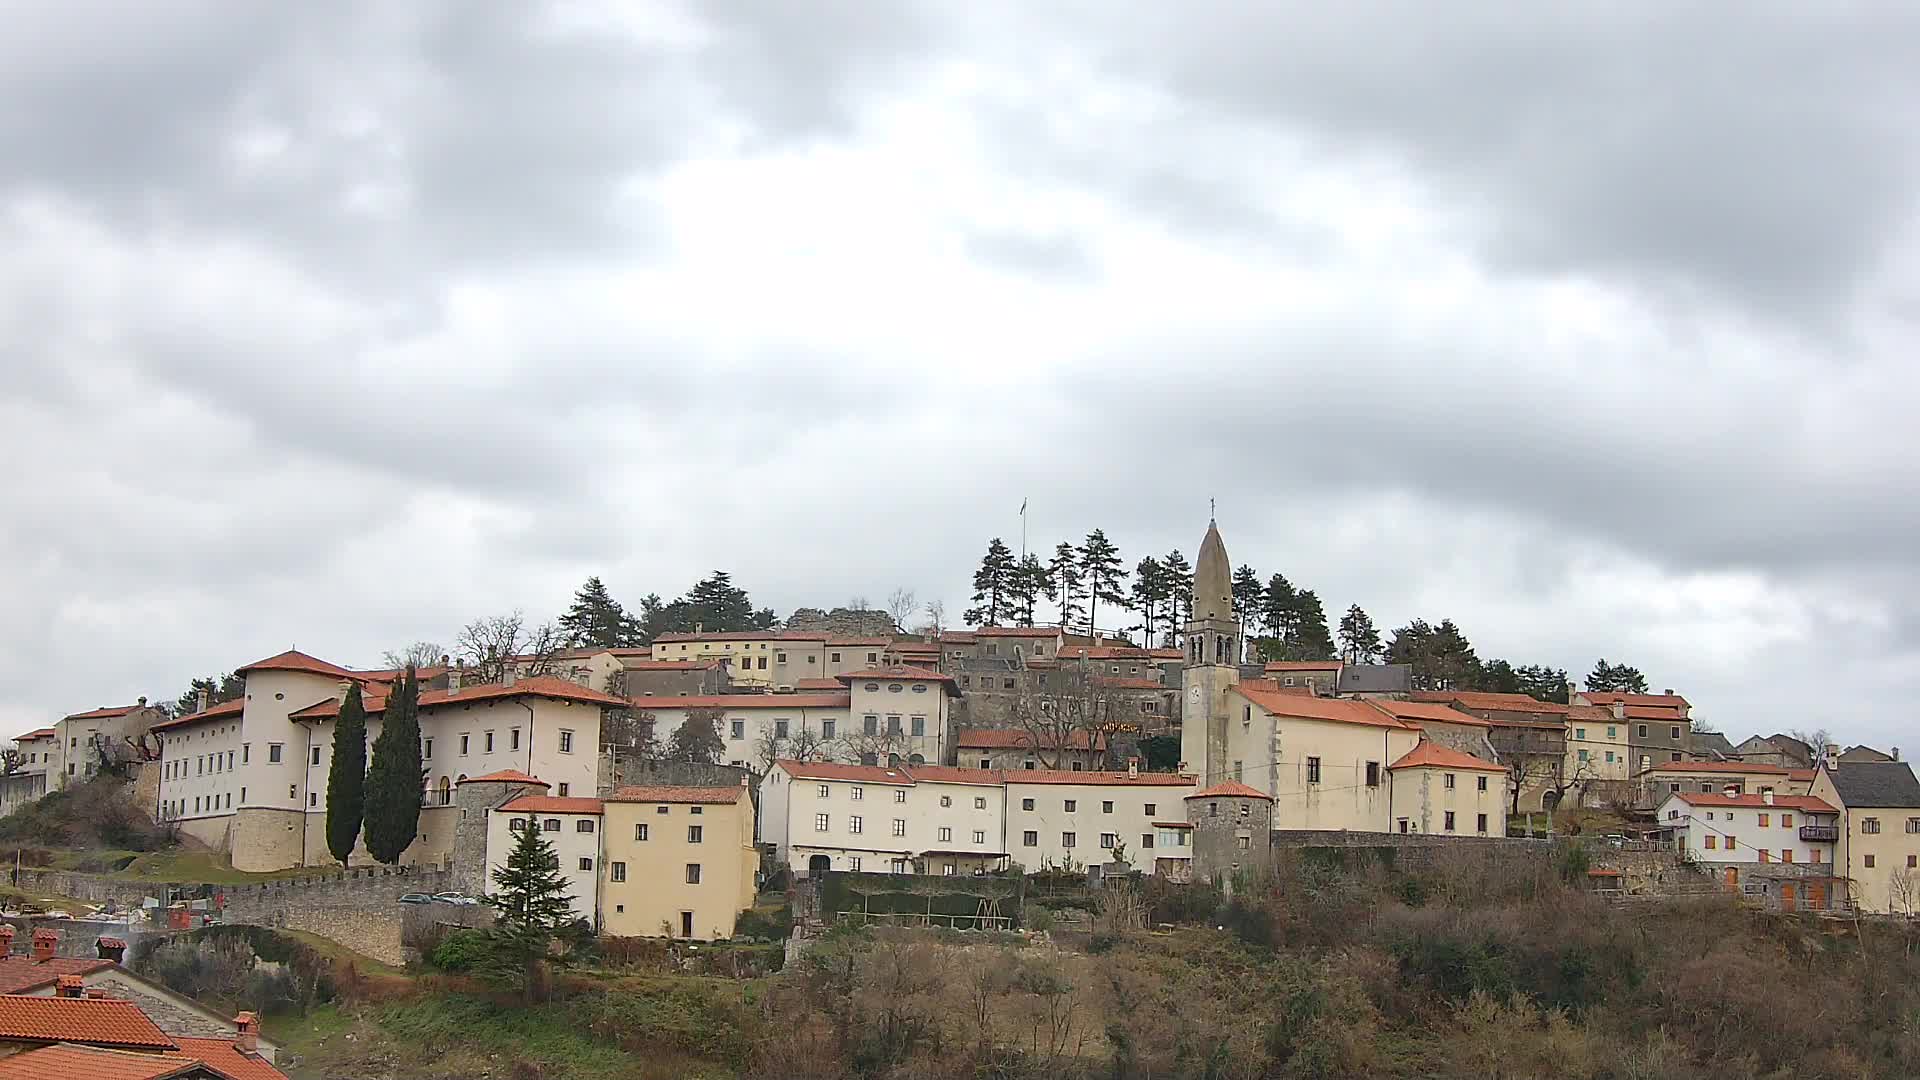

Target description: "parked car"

left=398, top=893, right=433, bottom=905
left=432, top=891, right=480, bottom=906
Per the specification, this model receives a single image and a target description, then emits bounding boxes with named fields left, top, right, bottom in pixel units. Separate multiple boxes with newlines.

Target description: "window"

left=1577, top=749, right=1589, bottom=762
left=484, top=731, right=495, bottom=753
left=832, top=652, right=841, bottom=663
left=910, top=716, right=925, bottom=736
left=1605, top=751, right=1615, bottom=763
left=776, top=652, right=787, bottom=663
left=242, top=744, right=250, bottom=764
left=688, top=825, right=703, bottom=843
left=974, top=796, right=987, bottom=810
left=1062, top=832, right=1076, bottom=848
left=1637, top=724, right=1648, bottom=739
left=311, top=746, right=322, bottom=766
left=1725, top=836, right=1736, bottom=850
left=1477, top=776, right=1488, bottom=792
left=893, top=790, right=906, bottom=804
left=543, top=818, right=561, bottom=832
left=864, top=715, right=878, bottom=735
left=817, top=784, right=831, bottom=798
left=1365, top=762, right=1381, bottom=787
left=578, top=857, right=593, bottom=871
left=1022, top=798, right=1035, bottom=811
left=1863, top=817, right=1881, bottom=834
left=558, top=730, right=574, bottom=753
left=940, top=795, right=952, bottom=807
left=822, top=720, right=836, bottom=740
left=1781, top=849, right=1794, bottom=863
left=850, top=787, right=863, bottom=801
left=757, top=657, right=767, bottom=670
left=1782, top=814, right=1793, bottom=828
left=460, top=734, right=470, bottom=756
left=511, top=728, right=520, bottom=750
left=1003, top=678, right=1016, bottom=689
left=849, top=856, right=862, bottom=871
left=850, top=816, right=862, bottom=834
left=1144, top=803, right=1157, bottom=817
left=1306, top=757, right=1321, bottom=784
left=892, top=819, right=906, bottom=837
left=1100, top=833, right=1117, bottom=849
left=557, top=783, right=570, bottom=797
left=1705, top=835, right=1717, bottom=850
left=685, top=864, right=702, bottom=884
left=1444, top=773, right=1456, bottom=790
left=610, top=862, right=626, bottom=882
left=1864, top=854, right=1875, bottom=868
left=635, top=823, right=649, bottom=841
left=1908, top=818, right=1920, bottom=834
left=1023, top=830, right=1038, bottom=847
left=815, top=813, right=830, bottom=832
left=775, top=719, right=789, bottom=739
left=1102, top=801, right=1114, bottom=814
left=973, top=829, right=986, bottom=844
left=1444, top=811, right=1456, bottom=832
left=268, top=743, right=283, bottom=763
left=423, top=738, right=433, bottom=759
left=1476, top=814, right=1488, bottom=834
left=1909, top=855, right=1918, bottom=868
left=1671, top=726, right=1681, bottom=740
left=886, top=716, right=901, bottom=735
left=1758, top=813, right=1769, bottom=827
left=576, top=819, right=594, bottom=833
left=1575, top=728, right=1586, bottom=741
left=656, top=805, right=669, bottom=814
left=939, top=827, right=952, bottom=842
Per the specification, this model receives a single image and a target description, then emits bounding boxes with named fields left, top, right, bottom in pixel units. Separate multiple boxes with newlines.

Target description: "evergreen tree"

left=1078, top=530, right=1127, bottom=637
left=1338, top=605, right=1383, bottom=665
left=482, top=817, right=577, bottom=1002
left=362, top=667, right=424, bottom=864
left=1129, top=556, right=1170, bottom=646
left=965, top=538, right=1018, bottom=626
left=171, top=673, right=244, bottom=717
left=1478, top=658, right=1522, bottom=694
left=1260, top=573, right=1298, bottom=641
left=680, top=571, right=776, bottom=632
left=324, top=683, right=369, bottom=866
left=557, top=576, right=641, bottom=648
left=1007, top=554, right=1048, bottom=627
left=1231, top=566, right=1264, bottom=629
left=1161, top=549, right=1194, bottom=642
left=1048, top=542, right=1084, bottom=631
left=1289, top=589, right=1335, bottom=661
left=1587, top=659, right=1649, bottom=694
left=1387, top=618, right=1482, bottom=691
left=1516, top=664, right=1572, bottom=704
left=667, top=709, right=725, bottom=764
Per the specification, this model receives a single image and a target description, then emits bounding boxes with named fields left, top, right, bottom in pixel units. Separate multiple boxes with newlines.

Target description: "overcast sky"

left=4, top=3, right=1917, bottom=750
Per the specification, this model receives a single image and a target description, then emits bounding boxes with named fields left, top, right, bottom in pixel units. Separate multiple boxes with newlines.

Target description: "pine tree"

left=1231, top=566, right=1264, bottom=627
left=558, top=576, right=641, bottom=648
left=1007, top=554, right=1048, bottom=627
left=965, top=538, right=1017, bottom=626
left=1129, top=556, right=1169, bottom=646
left=668, top=709, right=725, bottom=764
left=677, top=572, right=775, bottom=633
left=1161, top=549, right=1193, bottom=642
left=1289, top=589, right=1335, bottom=661
left=1516, top=664, right=1571, bottom=704
left=482, top=817, right=577, bottom=1002
left=362, top=667, right=424, bottom=864
left=1387, top=619, right=1481, bottom=691
left=325, top=683, right=369, bottom=865
left=1260, top=573, right=1298, bottom=642
left=171, top=673, right=244, bottom=717
left=1048, top=542, right=1083, bottom=631
left=1078, top=530, right=1127, bottom=637
left=1587, top=659, right=1649, bottom=694
left=1338, top=604, right=1383, bottom=665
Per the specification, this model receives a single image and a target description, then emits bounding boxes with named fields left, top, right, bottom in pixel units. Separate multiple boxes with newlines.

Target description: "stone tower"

left=1186, top=780, right=1275, bottom=892
left=1179, top=520, right=1241, bottom=786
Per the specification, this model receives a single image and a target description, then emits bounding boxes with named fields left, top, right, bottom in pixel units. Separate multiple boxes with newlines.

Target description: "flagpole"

left=1019, top=498, right=1027, bottom=561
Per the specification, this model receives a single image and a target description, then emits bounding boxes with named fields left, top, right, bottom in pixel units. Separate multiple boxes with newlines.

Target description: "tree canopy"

left=667, top=709, right=725, bottom=764
left=1587, top=658, right=1650, bottom=693
left=362, top=667, right=424, bottom=864
left=324, top=683, right=369, bottom=865
left=1338, top=605, right=1383, bottom=665
left=966, top=538, right=1017, bottom=626
left=482, top=817, right=578, bottom=1002
left=558, top=576, right=643, bottom=648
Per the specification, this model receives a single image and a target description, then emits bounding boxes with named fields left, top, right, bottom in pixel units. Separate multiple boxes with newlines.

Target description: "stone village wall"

left=217, top=866, right=451, bottom=967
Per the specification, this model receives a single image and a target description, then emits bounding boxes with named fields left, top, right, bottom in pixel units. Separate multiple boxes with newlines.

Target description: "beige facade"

left=649, top=632, right=833, bottom=690
left=631, top=694, right=851, bottom=771
left=764, top=761, right=1009, bottom=876
left=44, top=702, right=168, bottom=787
left=490, top=796, right=605, bottom=924
left=1221, top=684, right=1422, bottom=832
left=1809, top=762, right=1920, bottom=915
left=1387, top=742, right=1509, bottom=836
left=1564, top=703, right=1631, bottom=783
left=600, top=786, right=757, bottom=939
left=1004, top=771, right=1196, bottom=872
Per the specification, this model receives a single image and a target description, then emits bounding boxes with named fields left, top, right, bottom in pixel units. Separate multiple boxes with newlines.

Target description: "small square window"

left=1064, top=800, right=1077, bottom=812
left=635, top=823, right=649, bottom=841
left=610, top=862, right=627, bottom=882
left=974, top=796, right=987, bottom=810
left=815, top=813, right=830, bottom=831
left=688, top=825, right=703, bottom=843
left=579, top=857, right=593, bottom=871
left=685, top=864, right=702, bottom=884
left=1023, top=830, right=1038, bottom=846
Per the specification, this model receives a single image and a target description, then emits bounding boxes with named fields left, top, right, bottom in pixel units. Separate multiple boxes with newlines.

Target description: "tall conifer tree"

left=325, top=683, right=369, bottom=865
left=363, top=667, right=424, bottom=864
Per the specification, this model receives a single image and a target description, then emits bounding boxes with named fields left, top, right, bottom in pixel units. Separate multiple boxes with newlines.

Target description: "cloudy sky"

left=4, top=2, right=1917, bottom=750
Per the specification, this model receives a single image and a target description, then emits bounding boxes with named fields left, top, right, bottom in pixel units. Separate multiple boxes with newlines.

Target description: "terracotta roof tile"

left=61, top=705, right=150, bottom=722
left=899, top=765, right=1003, bottom=786
left=149, top=699, right=245, bottom=733
left=1643, top=761, right=1789, bottom=775
left=824, top=637, right=892, bottom=647
left=170, top=1038, right=290, bottom=1080
left=1005, top=769, right=1195, bottom=787
left=1670, top=792, right=1837, bottom=813
left=1389, top=741, right=1507, bottom=773
left=615, top=658, right=721, bottom=670
left=651, top=631, right=830, bottom=643
left=498, top=796, right=604, bottom=814
left=953, top=728, right=1104, bottom=751
left=1234, top=682, right=1417, bottom=731
left=774, top=760, right=914, bottom=784
left=836, top=666, right=958, bottom=687
left=14, top=728, right=56, bottom=741
left=1367, top=700, right=1493, bottom=727
left=1187, top=780, right=1273, bottom=800
left=289, top=677, right=628, bottom=721
left=234, top=649, right=357, bottom=680
left=0, top=957, right=115, bottom=995
left=0, top=994, right=176, bottom=1049
left=1582, top=691, right=1690, bottom=709
left=628, top=693, right=851, bottom=711
left=791, top=678, right=843, bottom=691
left=605, top=785, right=749, bottom=805
left=1411, top=690, right=1570, bottom=716
left=0, top=1044, right=216, bottom=1080
left=455, top=770, right=549, bottom=787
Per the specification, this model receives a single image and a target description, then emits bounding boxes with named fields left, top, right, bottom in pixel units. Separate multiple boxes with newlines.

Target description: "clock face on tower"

left=1187, top=684, right=1203, bottom=711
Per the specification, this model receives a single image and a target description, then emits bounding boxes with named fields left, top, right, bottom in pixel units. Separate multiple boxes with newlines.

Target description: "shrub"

left=734, top=905, right=793, bottom=941
left=429, top=930, right=497, bottom=972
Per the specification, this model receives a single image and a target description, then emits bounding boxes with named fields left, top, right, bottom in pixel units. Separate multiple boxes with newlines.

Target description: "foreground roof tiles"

left=234, top=649, right=358, bottom=680
left=0, top=994, right=176, bottom=1049
left=1411, top=690, right=1571, bottom=716
left=0, top=956, right=115, bottom=995
left=455, top=770, right=548, bottom=787
left=1389, top=741, right=1508, bottom=773
left=628, top=692, right=851, bottom=710
left=1187, top=780, right=1273, bottom=801
left=288, top=676, right=628, bottom=720
left=1235, top=682, right=1417, bottom=730
left=62, top=705, right=150, bottom=722
left=149, top=699, right=245, bottom=732
left=1671, top=792, right=1836, bottom=813
left=0, top=1044, right=211, bottom=1080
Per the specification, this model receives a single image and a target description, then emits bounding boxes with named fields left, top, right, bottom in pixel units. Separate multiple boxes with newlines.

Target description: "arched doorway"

left=438, top=776, right=452, bottom=805
left=908, top=754, right=926, bottom=766
left=808, top=854, right=831, bottom=877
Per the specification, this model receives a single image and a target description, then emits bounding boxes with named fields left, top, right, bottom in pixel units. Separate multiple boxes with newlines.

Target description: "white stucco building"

left=1658, top=790, right=1839, bottom=869
left=490, top=794, right=605, bottom=925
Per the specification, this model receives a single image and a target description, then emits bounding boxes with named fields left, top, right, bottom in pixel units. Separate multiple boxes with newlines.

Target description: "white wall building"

left=1657, top=790, right=1839, bottom=868
left=489, top=795, right=605, bottom=925
left=1005, top=769, right=1197, bottom=871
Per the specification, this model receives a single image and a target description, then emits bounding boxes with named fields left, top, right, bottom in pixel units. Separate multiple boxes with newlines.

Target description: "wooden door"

left=1723, top=867, right=1738, bottom=891
left=1780, top=882, right=1797, bottom=911
left=1806, top=880, right=1827, bottom=910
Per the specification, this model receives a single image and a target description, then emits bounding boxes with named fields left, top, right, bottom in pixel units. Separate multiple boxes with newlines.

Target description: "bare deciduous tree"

left=454, top=611, right=566, bottom=684
left=381, top=641, right=445, bottom=670
left=885, top=588, right=918, bottom=632
left=1010, top=663, right=1122, bottom=770
left=753, top=725, right=829, bottom=772
left=918, top=599, right=947, bottom=638
left=1, top=747, right=23, bottom=776
left=838, top=723, right=913, bottom=767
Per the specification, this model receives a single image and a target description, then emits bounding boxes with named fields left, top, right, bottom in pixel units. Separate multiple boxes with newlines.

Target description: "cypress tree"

left=324, top=683, right=369, bottom=865
left=363, top=666, right=424, bottom=864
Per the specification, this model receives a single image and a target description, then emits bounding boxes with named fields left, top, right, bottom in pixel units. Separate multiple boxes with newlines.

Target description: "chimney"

left=739, top=773, right=751, bottom=787
left=137, top=696, right=147, bottom=707
left=55, top=975, right=84, bottom=997
left=1664, top=688, right=1674, bottom=697
left=447, top=664, right=461, bottom=696
left=1762, top=790, right=1775, bottom=805
left=1127, top=757, right=1140, bottom=779
left=440, top=653, right=450, bottom=669
left=503, top=665, right=517, bottom=688
left=196, top=688, right=210, bottom=714
left=0, top=925, right=16, bottom=954
left=234, top=1012, right=260, bottom=1055
left=84, top=988, right=110, bottom=999
left=33, top=929, right=58, bottom=961
left=1723, top=784, right=1740, bottom=799
left=1894, top=747, right=1901, bottom=762
left=1565, top=680, right=1578, bottom=703
left=96, top=936, right=127, bottom=964
left=1611, top=702, right=1625, bottom=721
left=1825, top=743, right=1841, bottom=767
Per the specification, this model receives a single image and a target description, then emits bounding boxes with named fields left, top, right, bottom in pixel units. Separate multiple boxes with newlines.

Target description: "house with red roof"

left=1656, top=788, right=1844, bottom=909
left=0, top=992, right=284, bottom=1079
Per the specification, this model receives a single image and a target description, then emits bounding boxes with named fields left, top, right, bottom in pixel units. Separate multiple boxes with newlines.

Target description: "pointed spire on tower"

left=1193, top=519, right=1232, bottom=624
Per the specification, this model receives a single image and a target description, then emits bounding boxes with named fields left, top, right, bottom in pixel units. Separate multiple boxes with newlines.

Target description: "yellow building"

left=600, top=784, right=758, bottom=939
left=1809, top=760, right=1920, bottom=915
left=1386, top=740, right=1509, bottom=837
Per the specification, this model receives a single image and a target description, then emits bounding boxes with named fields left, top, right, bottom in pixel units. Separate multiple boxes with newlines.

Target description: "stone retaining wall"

left=1270, top=829, right=1555, bottom=873
left=217, top=866, right=451, bottom=967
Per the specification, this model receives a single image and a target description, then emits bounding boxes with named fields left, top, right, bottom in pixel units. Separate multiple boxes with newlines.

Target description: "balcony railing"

left=1799, top=825, right=1839, bottom=843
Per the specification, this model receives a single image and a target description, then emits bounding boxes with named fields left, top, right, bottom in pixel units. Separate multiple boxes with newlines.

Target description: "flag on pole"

left=1019, top=498, right=1027, bottom=515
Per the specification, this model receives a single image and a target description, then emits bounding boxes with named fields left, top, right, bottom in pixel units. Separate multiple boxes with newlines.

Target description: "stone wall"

left=217, top=866, right=450, bottom=967
left=12, top=867, right=173, bottom=908
left=598, top=759, right=753, bottom=795
left=1270, top=829, right=1555, bottom=874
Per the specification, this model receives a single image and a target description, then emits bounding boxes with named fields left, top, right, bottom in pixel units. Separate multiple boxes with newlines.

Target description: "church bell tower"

left=1179, top=519, right=1241, bottom=786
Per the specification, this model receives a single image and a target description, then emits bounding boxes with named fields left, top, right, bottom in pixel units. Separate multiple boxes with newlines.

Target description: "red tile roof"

left=0, top=994, right=176, bottom=1049
left=1389, top=741, right=1507, bottom=773
left=605, top=785, right=748, bottom=805
left=1582, top=691, right=1690, bottom=709
left=499, top=796, right=604, bottom=814
left=937, top=631, right=977, bottom=644
left=61, top=705, right=150, bottom=722
left=972, top=627, right=1063, bottom=638
left=900, top=765, right=1005, bottom=786
left=1787, top=769, right=1817, bottom=783
left=14, top=728, right=56, bottom=741
left=953, top=728, right=1104, bottom=751
left=455, top=770, right=548, bottom=787
left=614, top=658, right=721, bottom=671
left=775, top=760, right=914, bottom=784
left=1622, top=705, right=1687, bottom=721
left=1671, top=792, right=1837, bottom=813
left=651, top=631, right=830, bottom=643
left=629, top=693, right=851, bottom=711
left=0, top=956, right=115, bottom=995
left=1411, top=690, right=1570, bottom=716
left=1187, top=780, right=1273, bottom=801
left=1234, top=682, right=1417, bottom=731
left=288, top=676, right=628, bottom=721
left=234, top=649, right=357, bottom=680
left=1005, top=769, right=1195, bottom=787
left=149, top=699, right=245, bottom=733
left=171, top=1038, right=291, bottom=1080
left=825, top=637, right=892, bottom=647
left=836, top=666, right=958, bottom=687
left=1644, top=761, right=1789, bottom=775
left=791, top=678, right=844, bottom=691
left=1367, top=700, right=1494, bottom=728
left=1262, top=661, right=1342, bottom=672
left=0, top=1044, right=213, bottom=1080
